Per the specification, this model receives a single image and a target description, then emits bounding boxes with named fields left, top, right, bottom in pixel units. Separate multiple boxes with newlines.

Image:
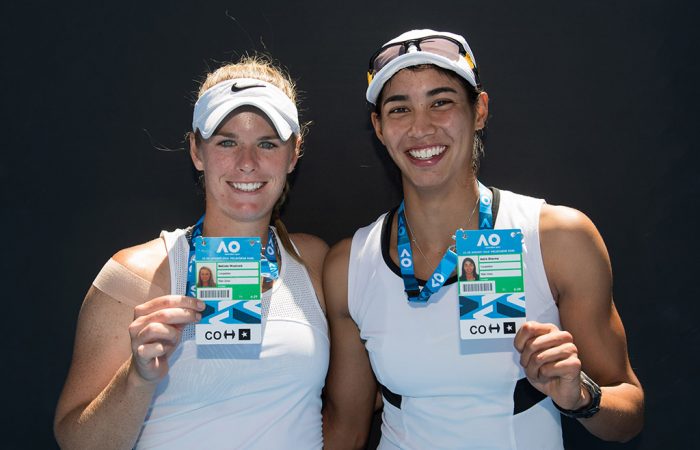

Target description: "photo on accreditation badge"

left=459, top=257, right=480, bottom=282
left=196, top=264, right=217, bottom=288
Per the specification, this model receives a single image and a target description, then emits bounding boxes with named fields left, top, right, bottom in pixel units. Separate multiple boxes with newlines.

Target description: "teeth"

left=231, top=182, right=263, bottom=192
left=408, top=146, right=446, bottom=160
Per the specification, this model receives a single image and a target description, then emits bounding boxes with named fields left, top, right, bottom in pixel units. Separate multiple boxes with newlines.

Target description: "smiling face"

left=463, top=258, right=475, bottom=276
left=371, top=66, right=488, bottom=193
left=199, top=266, right=212, bottom=284
left=190, top=106, right=299, bottom=228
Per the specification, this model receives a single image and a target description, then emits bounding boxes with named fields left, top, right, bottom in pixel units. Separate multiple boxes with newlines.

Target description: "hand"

left=128, top=295, right=204, bottom=383
left=514, top=321, right=587, bottom=410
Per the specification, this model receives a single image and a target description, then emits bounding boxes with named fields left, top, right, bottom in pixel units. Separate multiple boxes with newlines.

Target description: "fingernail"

left=195, top=313, right=202, bottom=322
left=196, top=300, right=204, bottom=310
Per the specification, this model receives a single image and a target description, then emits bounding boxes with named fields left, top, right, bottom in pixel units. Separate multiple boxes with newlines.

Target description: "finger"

left=522, top=344, right=579, bottom=382
left=134, top=322, right=182, bottom=348
left=128, top=310, right=198, bottom=343
left=148, top=307, right=202, bottom=326
left=531, top=342, right=578, bottom=368
left=132, top=307, right=202, bottom=334
left=514, top=321, right=557, bottom=351
left=135, top=295, right=205, bottom=318
left=530, top=330, right=574, bottom=352
left=135, top=342, right=168, bottom=362
left=518, top=330, right=574, bottom=367
left=536, top=357, right=581, bottom=382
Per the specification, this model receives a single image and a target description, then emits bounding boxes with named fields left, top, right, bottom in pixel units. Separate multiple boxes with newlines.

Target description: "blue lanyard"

left=397, top=182, right=493, bottom=303
left=185, top=215, right=279, bottom=297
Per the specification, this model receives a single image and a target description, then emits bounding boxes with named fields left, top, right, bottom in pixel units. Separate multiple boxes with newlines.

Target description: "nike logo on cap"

left=231, top=82, right=265, bottom=93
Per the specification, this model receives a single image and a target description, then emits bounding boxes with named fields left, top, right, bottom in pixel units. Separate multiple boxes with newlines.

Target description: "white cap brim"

left=193, top=78, right=300, bottom=141
left=366, top=29, right=478, bottom=105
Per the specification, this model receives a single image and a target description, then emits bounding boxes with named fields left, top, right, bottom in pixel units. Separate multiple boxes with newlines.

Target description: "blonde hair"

left=193, top=55, right=305, bottom=263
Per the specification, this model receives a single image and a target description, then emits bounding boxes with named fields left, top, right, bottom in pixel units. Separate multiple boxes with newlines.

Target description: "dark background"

left=2, top=0, right=697, bottom=448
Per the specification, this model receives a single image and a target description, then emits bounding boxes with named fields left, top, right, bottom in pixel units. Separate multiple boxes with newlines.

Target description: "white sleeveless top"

left=134, top=228, right=329, bottom=449
left=348, top=189, right=564, bottom=450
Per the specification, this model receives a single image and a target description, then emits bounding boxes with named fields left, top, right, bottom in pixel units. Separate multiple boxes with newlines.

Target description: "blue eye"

left=218, top=139, right=236, bottom=148
left=259, top=141, right=278, bottom=150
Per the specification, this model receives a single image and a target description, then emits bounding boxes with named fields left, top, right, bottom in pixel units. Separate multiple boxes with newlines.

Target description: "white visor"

left=193, top=78, right=300, bottom=141
left=366, top=29, right=478, bottom=105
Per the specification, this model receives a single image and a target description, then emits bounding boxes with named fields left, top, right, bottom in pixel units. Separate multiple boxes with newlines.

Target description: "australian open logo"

left=477, top=233, right=501, bottom=247
left=399, top=248, right=412, bottom=268
left=398, top=224, right=407, bottom=237
left=216, top=240, right=242, bottom=254
left=430, top=273, right=445, bottom=288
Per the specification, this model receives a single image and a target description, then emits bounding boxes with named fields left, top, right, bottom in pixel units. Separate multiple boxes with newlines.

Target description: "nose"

left=237, top=146, right=258, bottom=174
left=407, top=109, right=436, bottom=140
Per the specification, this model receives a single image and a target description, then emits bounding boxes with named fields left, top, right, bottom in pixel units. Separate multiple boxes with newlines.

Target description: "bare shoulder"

left=289, top=233, right=329, bottom=310
left=290, top=233, right=329, bottom=268
left=324, top=238, right=352, bottom=275
left=539, top=204, right=611, bottom=300
left=112, top=237, right=170, bottom=290
left=322, top=238, right=353, bottom=316
left=540, top=204, right=599, bottom=236
left=539, top=204, right=609, bottom=257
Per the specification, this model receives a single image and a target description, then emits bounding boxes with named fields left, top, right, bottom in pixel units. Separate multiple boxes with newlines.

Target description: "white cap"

left=366, top=29, right=478, bottom=105
left=193, top=78, right=300, bottom=141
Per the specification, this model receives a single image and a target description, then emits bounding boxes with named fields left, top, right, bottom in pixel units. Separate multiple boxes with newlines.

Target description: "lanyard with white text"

left=397, top=182, right=494, bottom=302
left=185, top=215, right=279, bottom=297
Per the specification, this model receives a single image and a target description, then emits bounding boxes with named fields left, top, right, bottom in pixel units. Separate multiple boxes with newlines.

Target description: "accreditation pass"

left=193, top=236, right=262, bottom=345
left=455, top=229, right=526, bottom=340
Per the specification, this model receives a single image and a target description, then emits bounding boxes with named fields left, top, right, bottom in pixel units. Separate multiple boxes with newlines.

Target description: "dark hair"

left=460, top=257, right=479, bottom=281
left=373, top=64, right=486, bottom=174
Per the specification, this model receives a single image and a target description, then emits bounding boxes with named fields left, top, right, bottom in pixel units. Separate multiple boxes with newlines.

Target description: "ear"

left=370, top=111, right=385, bottom=145
left=189, top=132, right=205, bottom=171
left=287, top=135, right=301, bottom=174
left=474, top=92, right=489, bottom=131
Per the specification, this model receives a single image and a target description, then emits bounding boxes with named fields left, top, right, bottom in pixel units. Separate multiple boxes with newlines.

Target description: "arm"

left=54, top=240, right=205, bottom=449
left=514, top=205, right=644, bottom=442
left=322, top=239, right=378, bottom=450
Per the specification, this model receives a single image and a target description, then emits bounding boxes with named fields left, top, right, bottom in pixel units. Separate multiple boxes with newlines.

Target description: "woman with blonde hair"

left=196, top=266, right=217, bottom=287
left=54, top=55, right=329, bottom=449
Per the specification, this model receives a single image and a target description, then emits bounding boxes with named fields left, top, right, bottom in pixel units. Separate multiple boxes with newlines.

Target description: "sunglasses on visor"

left=367, top=35, right=479, bottom=84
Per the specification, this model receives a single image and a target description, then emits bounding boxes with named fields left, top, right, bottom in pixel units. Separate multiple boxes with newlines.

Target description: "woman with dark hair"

left=54, top=56, right=329, bottom=449
left=323, top=29, right=643, bottom=449
left=459, top=257, right=479, bottom=281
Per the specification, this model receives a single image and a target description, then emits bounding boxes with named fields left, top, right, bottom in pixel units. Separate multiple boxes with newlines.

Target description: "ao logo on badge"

left=477, top=233, right=501, bottom=247
left=216, top=241, right=241, bottom=254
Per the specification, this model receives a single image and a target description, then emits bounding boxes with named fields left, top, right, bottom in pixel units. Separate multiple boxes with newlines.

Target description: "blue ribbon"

left=397, top=182, right=493, bottom=303
left=185, top=215, right=279, bottom=298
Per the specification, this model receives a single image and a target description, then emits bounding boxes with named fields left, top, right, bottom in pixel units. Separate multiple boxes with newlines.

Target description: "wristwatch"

left=553, top=371, right=602, bottom=419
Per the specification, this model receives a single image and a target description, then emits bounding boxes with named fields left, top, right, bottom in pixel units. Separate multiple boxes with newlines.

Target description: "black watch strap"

left=553, top=371, right=602, bottom=419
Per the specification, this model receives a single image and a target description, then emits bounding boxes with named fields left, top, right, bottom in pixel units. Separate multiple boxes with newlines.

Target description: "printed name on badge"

left=193, top=236, right=262, bottom=345
left=455, top=229, right=526, bottom=340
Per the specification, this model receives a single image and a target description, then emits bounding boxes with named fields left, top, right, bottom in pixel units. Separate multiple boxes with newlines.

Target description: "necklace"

left=404, top=195, right=480, bottom=267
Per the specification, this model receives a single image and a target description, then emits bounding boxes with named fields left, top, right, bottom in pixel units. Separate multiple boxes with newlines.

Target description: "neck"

left=402, top=177, right=480, bottom=254
left=202, top=210, right=272, bottom=246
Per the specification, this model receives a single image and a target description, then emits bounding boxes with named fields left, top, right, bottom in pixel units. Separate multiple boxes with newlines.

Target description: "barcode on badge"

left=460, top=281, right=495, bottom=294
left=197, top=288, right=232, bottom=300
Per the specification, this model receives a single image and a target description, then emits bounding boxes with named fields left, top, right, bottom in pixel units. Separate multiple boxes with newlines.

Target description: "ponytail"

left=271, top=181, right=303, bottom=264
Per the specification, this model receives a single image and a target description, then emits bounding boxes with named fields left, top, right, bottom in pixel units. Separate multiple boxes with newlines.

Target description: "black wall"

left=3, top=1, right=697, bottom=448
